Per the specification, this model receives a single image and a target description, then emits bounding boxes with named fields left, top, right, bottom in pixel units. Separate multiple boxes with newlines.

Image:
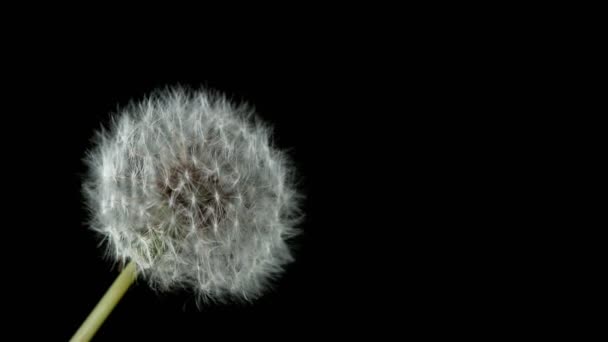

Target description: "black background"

left=5, top=3, right=592, bottom=337
left=3, top=34, right=557, bottom=339
left=3, top=13, right=575, bottom=340
left=5, top=39, right=526, bottom=339
left=5, top=56, right=402, bottom=340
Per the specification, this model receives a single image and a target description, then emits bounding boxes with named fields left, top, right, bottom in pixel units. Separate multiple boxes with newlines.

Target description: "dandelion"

left=72, top=87, right=300, bottom=341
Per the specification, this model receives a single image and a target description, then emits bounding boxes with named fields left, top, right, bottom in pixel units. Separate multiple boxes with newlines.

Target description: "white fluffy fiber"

left=83, top=87, right=300, bottom=302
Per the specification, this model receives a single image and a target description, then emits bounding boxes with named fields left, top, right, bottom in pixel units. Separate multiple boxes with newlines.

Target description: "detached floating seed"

left=72, top=87, right=300, bottom=341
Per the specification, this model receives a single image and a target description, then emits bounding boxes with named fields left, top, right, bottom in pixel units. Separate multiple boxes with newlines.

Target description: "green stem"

left=70, top=261, right=137, bottom=342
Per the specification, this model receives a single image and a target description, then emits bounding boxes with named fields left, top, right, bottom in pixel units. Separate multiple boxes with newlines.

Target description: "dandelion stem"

left=70, top=261, right=137, bottom=342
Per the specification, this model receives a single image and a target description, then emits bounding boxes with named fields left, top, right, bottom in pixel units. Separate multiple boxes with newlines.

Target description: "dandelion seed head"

left=83, top=87, right=300, bottom=302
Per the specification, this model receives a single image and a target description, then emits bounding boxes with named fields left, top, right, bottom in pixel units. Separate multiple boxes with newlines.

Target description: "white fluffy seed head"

left=83, top=87, right=301, bottom=302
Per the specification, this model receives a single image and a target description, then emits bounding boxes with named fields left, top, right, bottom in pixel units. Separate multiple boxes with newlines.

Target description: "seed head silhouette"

left=83, top=87, right=300, bottom=303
